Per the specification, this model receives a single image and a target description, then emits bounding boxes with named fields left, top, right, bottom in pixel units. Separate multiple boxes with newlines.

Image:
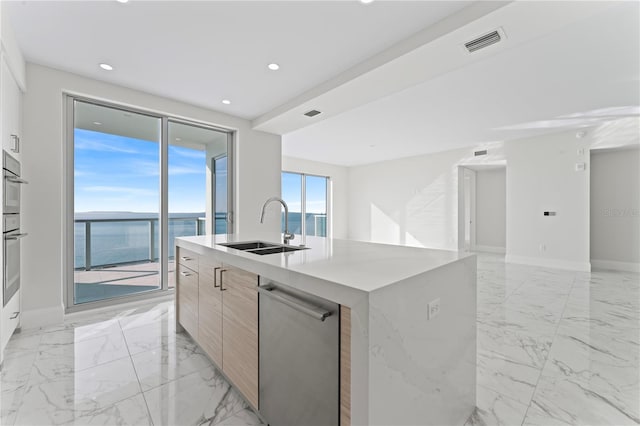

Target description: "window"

left=67, top=96, right=233, bottom=310
left=281, top=172, right=329, bottom=239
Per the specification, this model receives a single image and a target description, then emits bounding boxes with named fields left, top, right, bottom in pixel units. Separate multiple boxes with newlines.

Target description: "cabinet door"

left=177, top=263, right=198, bottom=339
left=222, top=265, right=259, bottom=408
left=1, top=58, right=22, bottom=158
left=198, top=257, right=223, bottom=367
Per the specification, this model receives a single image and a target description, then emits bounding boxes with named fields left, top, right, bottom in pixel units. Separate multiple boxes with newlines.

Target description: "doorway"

left=66, top=97, right=233, bottom=310
left=459, top=165, right=506, bottom=254
left=590, top=146, right=640, bottom=272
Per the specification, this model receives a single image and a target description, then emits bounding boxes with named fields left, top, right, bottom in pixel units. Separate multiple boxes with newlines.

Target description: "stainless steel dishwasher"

left=259, top=280, right=339, bottom=426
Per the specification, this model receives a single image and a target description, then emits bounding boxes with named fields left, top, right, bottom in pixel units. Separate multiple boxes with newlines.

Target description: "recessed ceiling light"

left=93, top=121, right=102, bottom=126
left=360, top=0, right=374, bottom=4
left=116, top=0, right=129, bottom=3
left=222, top=99, right=231, bottom=105
left=267, top=63, right=280, bottom=71
left=99, top=63, right=113, bottom=71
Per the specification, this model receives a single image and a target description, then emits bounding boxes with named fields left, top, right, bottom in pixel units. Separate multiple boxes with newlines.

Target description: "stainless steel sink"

left=219, top=241, right=279, bottom=250
left=218, top=240, right=307, bottom=255
left=250, top=246, right=306, bottom=255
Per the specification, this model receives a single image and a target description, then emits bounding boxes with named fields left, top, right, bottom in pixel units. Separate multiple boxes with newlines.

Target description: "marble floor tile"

left=477, top=352, right=542, bottom=406
left=30, top=328, right=130, bottom=382
left=213, top=406, right=265, bottom=425
left=1, top=383, right=26, bottom=426
left=0, top=351, right=37, bottom=393
left=121, top=321, right=190, bottom=356
left=144, top=366, right=244, bottom=426
left=464, top=385, right=530, bottom=426
left=13, top=357, right=141, bottom=426
left=61, top=393, right=152, bottom=426
left=478, top=324, right=553, bottom=369
left=131, top=343, right=212, bottom=391
left=1, top=254, right=637, bottom=426
left=526, top=369, right=640, bottom=425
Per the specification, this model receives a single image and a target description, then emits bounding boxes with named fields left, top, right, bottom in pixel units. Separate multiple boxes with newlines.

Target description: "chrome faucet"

left=260, top=197, right=295, bottom=245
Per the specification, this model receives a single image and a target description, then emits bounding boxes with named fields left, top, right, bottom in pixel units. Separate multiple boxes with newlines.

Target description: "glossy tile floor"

left=0, top=300, right=263, bottom=426
left=1, top=253, right=638, bottom=426
left=469, top=254, right=639, bottom=426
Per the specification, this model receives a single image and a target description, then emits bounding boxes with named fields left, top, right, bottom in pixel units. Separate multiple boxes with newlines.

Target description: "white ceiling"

left=7, top=1, right=639, bottom=167
left=75, top=101, right=228, bottom=152
left=6, top=0, right=471, bottom=120
left=282, top=1, right=640, bottom=166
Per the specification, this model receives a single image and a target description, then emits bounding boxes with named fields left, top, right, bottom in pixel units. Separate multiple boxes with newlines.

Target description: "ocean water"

left=74, top=212, right=325, bottom=269
left=74, top=212, right=226, bottom=269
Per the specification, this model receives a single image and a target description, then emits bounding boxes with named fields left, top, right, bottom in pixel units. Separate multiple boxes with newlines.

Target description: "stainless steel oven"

left=3, top=151, right=27, bottom=214
left=4, top=214, right=26, bottom=306
left=3, top=150, right=27, bottom=306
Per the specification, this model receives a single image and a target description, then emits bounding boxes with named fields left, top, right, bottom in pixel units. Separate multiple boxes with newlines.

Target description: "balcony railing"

left=74, top=215, right=225, bottom=270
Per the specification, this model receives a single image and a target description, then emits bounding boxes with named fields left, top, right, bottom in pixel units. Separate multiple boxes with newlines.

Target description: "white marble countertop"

left=176, top=234, right=470, bottom=299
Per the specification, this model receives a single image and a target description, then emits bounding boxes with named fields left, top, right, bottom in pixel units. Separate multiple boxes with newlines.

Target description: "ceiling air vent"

left=465, top=30, right=502, bottom=53
left=304, top=109, right=322, bottom=118
left=474, top=150, right=488, bottom=157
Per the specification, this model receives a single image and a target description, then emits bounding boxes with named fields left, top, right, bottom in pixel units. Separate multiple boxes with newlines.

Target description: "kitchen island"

left=175, top=234, right=476, bottom=426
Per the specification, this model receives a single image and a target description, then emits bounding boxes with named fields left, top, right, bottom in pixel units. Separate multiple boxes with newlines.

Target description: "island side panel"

left=367, top=255, right=477, bottom=426
left=349, top=297, right=370, bottom=426
left=340, top=305, right=351, bottom=426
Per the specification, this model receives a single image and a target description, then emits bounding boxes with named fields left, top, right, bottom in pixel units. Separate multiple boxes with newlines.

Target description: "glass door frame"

left=281, top=171, right=331, bottom=240
left=63, top=95, right=234, bottom=313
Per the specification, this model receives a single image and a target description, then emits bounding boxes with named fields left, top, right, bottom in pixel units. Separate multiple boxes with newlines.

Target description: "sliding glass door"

left=68, top=97, right=232, bottom=309
left=281, top=172, right=329, bottom=240
left=73, top=101, right=162, bottom=304
left=167, top=121, right=231, bottom=288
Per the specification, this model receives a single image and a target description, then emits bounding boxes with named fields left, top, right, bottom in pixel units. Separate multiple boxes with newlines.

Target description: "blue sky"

left=282, top=172, right=326, bottom=214
left=74, top=129, right=206, bottom=213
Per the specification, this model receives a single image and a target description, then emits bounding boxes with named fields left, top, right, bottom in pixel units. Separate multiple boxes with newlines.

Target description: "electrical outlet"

left=427, top=298, right=441, bottom=320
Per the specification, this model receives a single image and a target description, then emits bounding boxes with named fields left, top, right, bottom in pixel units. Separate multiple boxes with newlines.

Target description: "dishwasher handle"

left=258, top=286, right=332, bottom=322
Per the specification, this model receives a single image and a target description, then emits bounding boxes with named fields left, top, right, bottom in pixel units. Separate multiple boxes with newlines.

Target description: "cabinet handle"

left=10, top=135, right=19, bottom=153
left=180, top=256, right=191, bottom=261
left=219, top=269, right=227, bottom=291
left=213, top=267, right=221, bottom=287
left=10, top=311, right=19, bottom=320
left=180, top=271, right=192, bottom=277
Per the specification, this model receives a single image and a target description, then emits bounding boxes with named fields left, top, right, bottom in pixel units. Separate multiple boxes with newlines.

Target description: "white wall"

left=505, top=132, right=592, bottom=270
left=475, top=168, right=506, bottom=251
left=282, top=156, right=349, bottom=239
left=347, top=121, right=639, bottom=271
left=590, top=147, right=640, bottom=271
left=21, top=63, right=281, bottom=328
left=348, top=146, right=502, bottom=250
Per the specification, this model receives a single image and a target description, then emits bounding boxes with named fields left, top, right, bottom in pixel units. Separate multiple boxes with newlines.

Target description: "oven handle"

left=5, top=176, right=29, bottom=184
left=4, top=233, right=28, bottom=241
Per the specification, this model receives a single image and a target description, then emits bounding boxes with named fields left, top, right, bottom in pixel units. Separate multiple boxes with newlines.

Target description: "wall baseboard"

left=20, top=305, right=65, bottom=330
left=591, top=259, right=640, bottom=273
left=505, top=255, right=591, bottom=272
left=474, top=245, right=506, bottom=254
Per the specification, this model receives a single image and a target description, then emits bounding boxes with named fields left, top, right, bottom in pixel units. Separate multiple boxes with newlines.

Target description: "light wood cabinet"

left=176, top=248, right=199, bottom=339
left=176, top=249, right=259, bottom=409
left=198, top=256, right=223, bottom=367
left=221, top=264, right=259, bottom=409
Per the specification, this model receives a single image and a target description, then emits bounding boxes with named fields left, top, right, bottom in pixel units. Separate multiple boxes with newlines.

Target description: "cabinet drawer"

left=177, top=247, right=199, bottom=270
left=1, top=289, right=20, bottom=352
left=177, top=264, right=198, bottom=339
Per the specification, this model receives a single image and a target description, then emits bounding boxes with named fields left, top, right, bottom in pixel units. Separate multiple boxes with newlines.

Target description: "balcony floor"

left=74, top=261, right=175, bottom=304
